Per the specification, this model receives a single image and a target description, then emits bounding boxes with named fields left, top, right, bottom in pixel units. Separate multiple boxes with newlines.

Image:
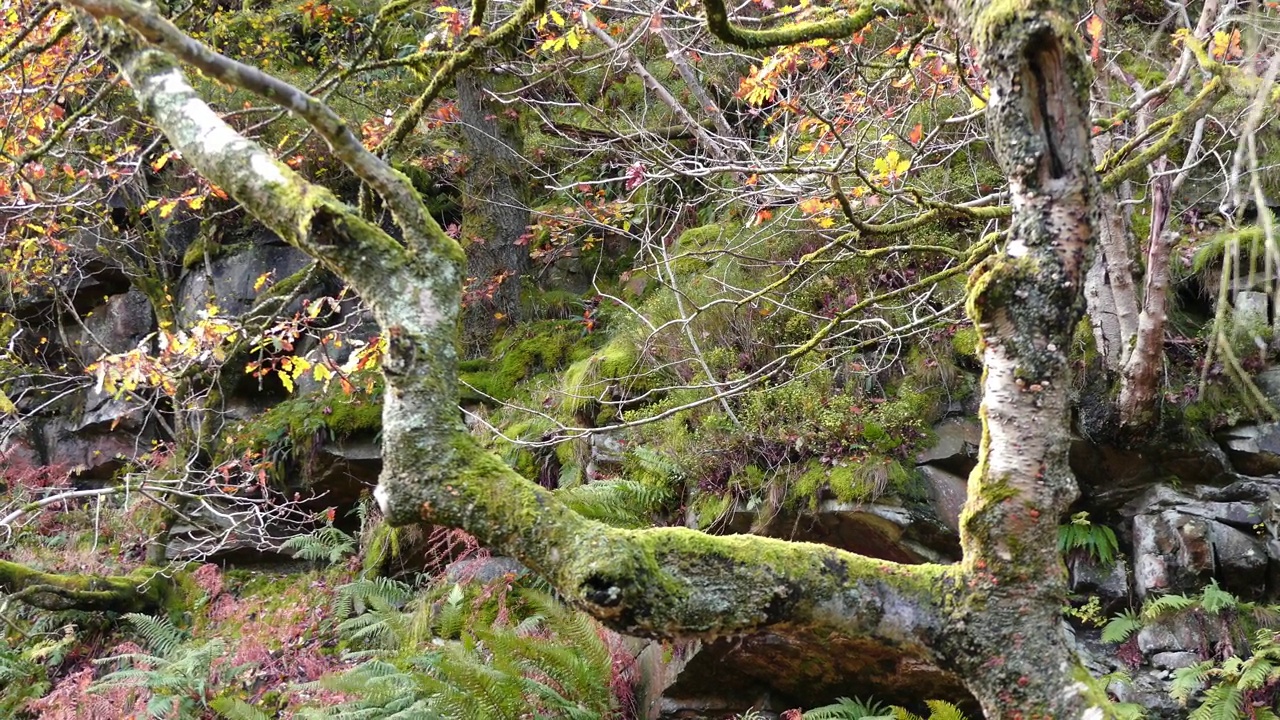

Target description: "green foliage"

left=887, top=701, right=973, bottom=720
left=1102, top=583, right=1280, bottom=717
left=0, top=636, right=55, bottom=715
left=1101, top=609, right=1143, bottom=644
left=555, top=446, right=679, bottom=527
left=460, top=320, right=595, bottom=403
left=1170, top=629, right=1280, bottom=719
left=798, top=696, right=973, bottom=720
left=91, top=613, right=255, bottom=719
left=281, top=524, right=358, bottom=565
left=1058, top=512, right=1120, bottom=566
left=802, top=696, right=890, bottom=719
left=1102, top=581, right=1267, bottom=645
left=211, top=697, right=273, bottom=720
left=303, top=577, right=619, bottom=719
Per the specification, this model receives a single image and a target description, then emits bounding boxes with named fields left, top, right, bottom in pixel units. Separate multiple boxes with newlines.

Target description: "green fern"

left=280, top=525, right=357, bottom=564
left=802, top=696, right=891, bottom=719
left=211, top=697, right=274, bottom=720
left=1102, top=610, right=1143, bottom=644
left=1172, top=629, right=1280, bottom=718
left=301, top=582, right=618, bottom=719
left=556, top=478, right=671, bottom=528
left=91, top=614, right=258, bottom=720
left=1058, top=512, right=1120, bottom=566
left=1141, top=592, right=1196, bottom=621
left=0, top=640, right=52, bottom=715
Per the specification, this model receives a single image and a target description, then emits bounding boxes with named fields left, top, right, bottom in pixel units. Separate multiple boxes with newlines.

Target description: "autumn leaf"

left=1086, top=14, right=1104, bottom=61
left=908, top=123, right=924, bottom=145
left=873, top=150, right=911, bottom=184
left=1211, top=29, right=1242, bottom=60
left=798, top=196, right=827, bottom=215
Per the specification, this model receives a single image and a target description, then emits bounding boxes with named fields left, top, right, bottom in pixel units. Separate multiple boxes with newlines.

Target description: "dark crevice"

left=1028, top=56, right=1066, bottom=179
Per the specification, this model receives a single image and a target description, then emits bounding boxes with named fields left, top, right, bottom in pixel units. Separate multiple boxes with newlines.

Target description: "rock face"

left=0, top=229, right=371, bottom=561
left=654, top=628, right=976, bottom=719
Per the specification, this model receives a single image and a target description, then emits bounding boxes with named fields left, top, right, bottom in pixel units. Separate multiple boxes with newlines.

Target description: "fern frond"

left=803, top=696, right=890, bottom=719
left=923, top=700, right=970, bottom=720
left=122, top=613, right=187, bottom=657
left=1102, top=610, right=1142, bottom=644
left=1143, top=593, right=1195, bottom=620
left=1200, top=582, right=1237, bottom=615
left=1236, top=654, right=1275, bottom=690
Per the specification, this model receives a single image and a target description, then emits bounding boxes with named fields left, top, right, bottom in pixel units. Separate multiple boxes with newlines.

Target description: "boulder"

left=177, top=238, right=313, bottom=326
left=917, top=465, right=967, bottom=534
left=64, top=288, right=155, bottom=367
left=1131, top=510, right=1214, bottom=600
left=657, top=626, right=976, bottom=718
left=1210, top=521, right=1268, bottom=598
left=1219, top=423, right=1280, bottom=476
left=1069, top=555, right=1130, bottom=609
left=1072, top=436, right=1232, bottom=509
left=724, top=497, right=960, bottom=564
left=914, top=416, right=980, bottom=472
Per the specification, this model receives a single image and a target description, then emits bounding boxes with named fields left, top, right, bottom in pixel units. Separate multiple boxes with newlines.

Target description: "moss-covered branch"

left=69, top=0, right=453, bottom=261
left=399, top=435, right=953, bottom=642
left=376, top=0, right=546, bottom=157
left=0, top=561, right=168, bottom=613
left=702, top=0, right=901, bottom=49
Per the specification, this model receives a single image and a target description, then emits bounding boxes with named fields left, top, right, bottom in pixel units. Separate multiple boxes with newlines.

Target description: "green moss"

left=951, top=326, right=981, bottom=361
left=182, top=237, right=252, bottom=271
left=221, top=377, right=383, bottom=466
left=560, top=334, right=652, bottom=422
left=689, top=492, right=734, bottom=530
left=461, top=320, right=593, bottom=404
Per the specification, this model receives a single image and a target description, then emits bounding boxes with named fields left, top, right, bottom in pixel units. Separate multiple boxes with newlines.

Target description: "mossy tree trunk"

left=455, top=70, right=530, bottom=352
left=0, top=561, right=168, bottom=613
left=69, top=0, right=1126, bottom=716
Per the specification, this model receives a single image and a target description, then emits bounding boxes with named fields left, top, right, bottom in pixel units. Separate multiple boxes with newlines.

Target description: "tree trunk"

left=455, top=71, right=530, bottom=352
left=1117, top=161, right=1173, bottom=429
left=942, top=3, right=1100, bottom=715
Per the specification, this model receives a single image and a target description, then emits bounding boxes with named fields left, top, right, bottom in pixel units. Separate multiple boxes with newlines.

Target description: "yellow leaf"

left=549, top=9, right=564, bottom=25
left=253, top=272, right=273, bottom=292
left=0, top=388, right=15, bottom=414
left=313, top=363, right=334, bottom=384
left=279, top=370, right=295, bottom=393
left=290, top=356, right=312, bottom=378
left=566, top=28, right=580, bottom=49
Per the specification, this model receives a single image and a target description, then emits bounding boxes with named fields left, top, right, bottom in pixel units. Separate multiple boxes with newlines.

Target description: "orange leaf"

left=1086, top=15, right=1104, bottom=61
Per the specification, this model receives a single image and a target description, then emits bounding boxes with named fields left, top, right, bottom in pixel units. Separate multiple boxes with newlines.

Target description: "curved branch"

left=376, top=0, right=546, bottom=157
left=69, top=0, right=453, bottom=260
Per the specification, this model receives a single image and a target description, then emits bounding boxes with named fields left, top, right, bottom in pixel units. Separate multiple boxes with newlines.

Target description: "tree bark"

left=1117, top=161, right=1172, bottom=429
left=455, top=70, right=531, bottom=350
